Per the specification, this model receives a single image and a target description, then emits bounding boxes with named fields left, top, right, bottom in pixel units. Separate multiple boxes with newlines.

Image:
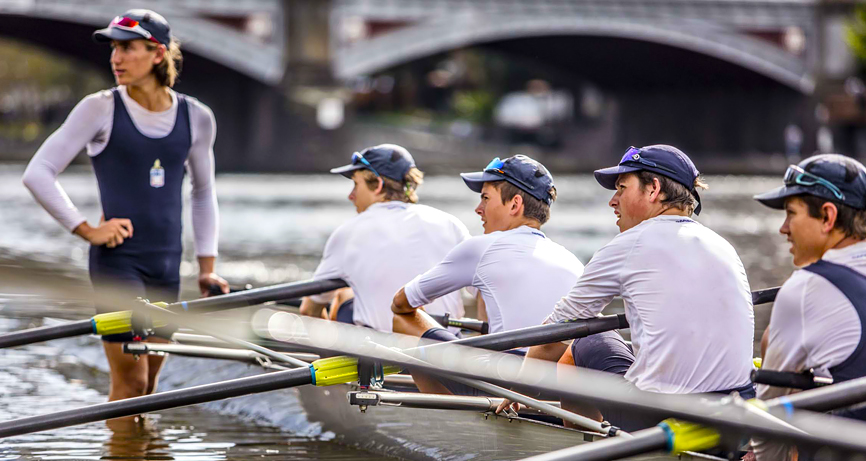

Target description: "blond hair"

left=144, top=38, right=182, bottom=87
left=357, top=168, right=425, bottom=203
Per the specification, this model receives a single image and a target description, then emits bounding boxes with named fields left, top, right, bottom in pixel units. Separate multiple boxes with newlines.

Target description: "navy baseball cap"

left=594, top=144, right=703, bottom=215
left=330, top=144, right=416, bottom=182
left=754, top=154, right=866, bottom=210
left=460, top=155, right=555, bottom=205
left=93, top=10, right=172, bottom=46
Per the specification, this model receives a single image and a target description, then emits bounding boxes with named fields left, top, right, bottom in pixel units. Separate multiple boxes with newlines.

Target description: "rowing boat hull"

left=58, top=333, right=712, bottom=460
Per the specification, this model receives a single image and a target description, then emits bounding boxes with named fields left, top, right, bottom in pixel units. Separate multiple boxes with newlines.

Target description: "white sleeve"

left=21, top=93, right=111, bottom=232
left=187, top=99, right=219, bottom=257
left=757, top=277, right=808, bottom=401
left=404, top=236, right=489, bottom=308
left=309, top=226, right=348, bottom=304
left=543, top=231, right=634, bottom=324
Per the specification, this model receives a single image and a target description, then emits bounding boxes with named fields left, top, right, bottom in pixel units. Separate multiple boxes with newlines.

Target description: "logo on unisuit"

left=150, top=159, right=165, bottom=188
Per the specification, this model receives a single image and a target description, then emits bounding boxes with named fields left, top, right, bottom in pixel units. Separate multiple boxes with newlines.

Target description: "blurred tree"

left=846, top=4, right=866, bottom=74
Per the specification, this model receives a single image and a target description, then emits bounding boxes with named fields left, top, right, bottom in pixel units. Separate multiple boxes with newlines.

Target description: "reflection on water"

left=0, top=314, right=380, bottom=460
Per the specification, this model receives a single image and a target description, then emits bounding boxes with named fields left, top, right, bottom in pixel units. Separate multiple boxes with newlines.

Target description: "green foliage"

left=846, top=5, right=866, bottom=72
left=451, top=90, right=494, bottom=122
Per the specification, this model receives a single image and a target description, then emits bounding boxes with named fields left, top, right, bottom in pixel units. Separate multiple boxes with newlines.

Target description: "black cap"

left=93, top=10, right=172, bottom=46
left=594, top=144, right=703, bottom=215
left=754, top=154, right=866, bottom=210
left=460, top=155, right=555, bottom=205
left=330, top=144, right=416, bottom=182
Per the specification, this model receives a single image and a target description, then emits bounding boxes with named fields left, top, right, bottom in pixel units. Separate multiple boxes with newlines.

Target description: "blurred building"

left=0, top=0, right=864, bottom=173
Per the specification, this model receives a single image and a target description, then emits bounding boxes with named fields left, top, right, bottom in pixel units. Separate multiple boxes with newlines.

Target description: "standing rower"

left=299, top=144, right=470, bottom=332
left=500, top=145, right=755, bottom=430
left=390, top=155, right=622, bottom=396
left=21, top=9, right=228, bottom=402
left=752, top=154, right=866, bottom=461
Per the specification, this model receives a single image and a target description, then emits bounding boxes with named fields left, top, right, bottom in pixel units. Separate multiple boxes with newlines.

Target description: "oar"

left=261, top=314, right=866, bottom=455
left=0, top=310, right=625, bottom=438
left=209, top=284, right=491, bottom=334
left=2, top=310, right=864, bottom=454
left=428, top=313, right=489, bottom=334
left=0, top=311, right=142, bottom=349
left=752, top=369, right=832, bottom=390
left=518, top=377, right=866, bottom=461
left=175, top=278, right=347, bottom=313
left=0, top=279, right=347, bottom=349
left=752, top=286, right=779, bottom=305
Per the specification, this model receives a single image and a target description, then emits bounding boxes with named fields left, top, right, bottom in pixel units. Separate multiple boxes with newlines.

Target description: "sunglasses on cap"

left=484, top=157, right=536, bottom=191
left=784, top=164, right=846, bottom=201
left=619, top=146, right=679, bottom=176
left=352, top=151, right=380, bottom=178
left=110, top=16, right=161, bottom=44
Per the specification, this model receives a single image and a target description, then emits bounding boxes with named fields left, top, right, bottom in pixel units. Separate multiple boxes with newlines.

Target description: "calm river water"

left=0, top=163, right=796, bottom=459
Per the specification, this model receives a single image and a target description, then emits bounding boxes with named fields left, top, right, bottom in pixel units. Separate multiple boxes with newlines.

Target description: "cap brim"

left=753, top=185, right=810, bottom=210
left=593, top=165, right=643, bottom=190
left=329, top=163, right=366, bottom=179
left=460, top=171, right=506, bottom=193
left=93, top=28, right=147, bottom=43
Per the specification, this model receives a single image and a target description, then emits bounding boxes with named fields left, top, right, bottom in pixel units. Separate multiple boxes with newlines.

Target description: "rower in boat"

left=390, top=155, right=615, bottom=396
left=499, top=145, right=756, bottom=431
left=752, top=154, right=866, bottom=461
left=21, top=9, right=228, bottom=403
left=298, top=144, right=470, bottom=332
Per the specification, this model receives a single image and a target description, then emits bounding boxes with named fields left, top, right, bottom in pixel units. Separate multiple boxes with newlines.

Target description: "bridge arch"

left=335, top=14, right=814, bottom=94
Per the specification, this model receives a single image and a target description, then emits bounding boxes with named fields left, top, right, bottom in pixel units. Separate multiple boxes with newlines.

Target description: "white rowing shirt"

left=404, top=225, right=584, bottom=334
left=753, top=242, right=866, bottom=461
left=310, top=201, right=470, bottom=332
left=546, top=215, right=754, bottom=394
left=22, top=86, right=219, bottom=256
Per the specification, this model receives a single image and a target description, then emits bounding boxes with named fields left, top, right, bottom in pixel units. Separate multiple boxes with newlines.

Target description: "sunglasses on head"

left=110, top=16, right=161, bottom=44
left=619, top=146, right=678, bottom=176
left=784, top=164, right=846, bottom=201
left=484, top=157, right=535, bottom=191
left=352, top=151, right=380, bottom=178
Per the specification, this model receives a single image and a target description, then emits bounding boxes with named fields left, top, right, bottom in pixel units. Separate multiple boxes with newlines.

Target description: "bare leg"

left=143, top=337, right=170, bottom=395
left=328, top=288, right=354, bottom=321
left=393, top=310, right=452, bottom=394
left=557, top=345, right=603, bottom=425
left=103, top=341, right=150, bottom=401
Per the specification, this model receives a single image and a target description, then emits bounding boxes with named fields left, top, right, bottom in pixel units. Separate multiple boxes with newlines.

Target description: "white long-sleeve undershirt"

left=21, top=86, right=219, bottom=257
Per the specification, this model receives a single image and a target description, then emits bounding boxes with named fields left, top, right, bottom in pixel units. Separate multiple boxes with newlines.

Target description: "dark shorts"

left=570, top=330, right=635, bottom=375
left=89, top=246, right=181, bottom=342
left=332, top=298, right=354, bottom=325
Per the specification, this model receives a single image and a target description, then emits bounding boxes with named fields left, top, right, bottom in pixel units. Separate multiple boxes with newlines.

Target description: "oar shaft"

left=175, top=279, right=347, bottom=313
left=0, top=319, right=93, bottom=348
left=423, top=314, right=628, bottom=352
left=766, top=375, right=866, bottom=413
left=0, top=368, right=311, bottom=439
left=519, top=427, right=669, bottom=461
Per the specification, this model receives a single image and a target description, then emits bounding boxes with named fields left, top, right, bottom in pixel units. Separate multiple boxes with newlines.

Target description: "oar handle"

left=179, top=278, right=348, bottom=313
left=751, top=369, right=832, bottom=390
left=752, top=287, right=780, bottom=305
left=429, top=313, right=489, bottom=334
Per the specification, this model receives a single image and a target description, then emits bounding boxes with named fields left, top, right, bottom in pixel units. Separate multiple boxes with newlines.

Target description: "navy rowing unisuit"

left=802, top=259, right=866, bottom=421
left=89, top=88, right=191, bottom=341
